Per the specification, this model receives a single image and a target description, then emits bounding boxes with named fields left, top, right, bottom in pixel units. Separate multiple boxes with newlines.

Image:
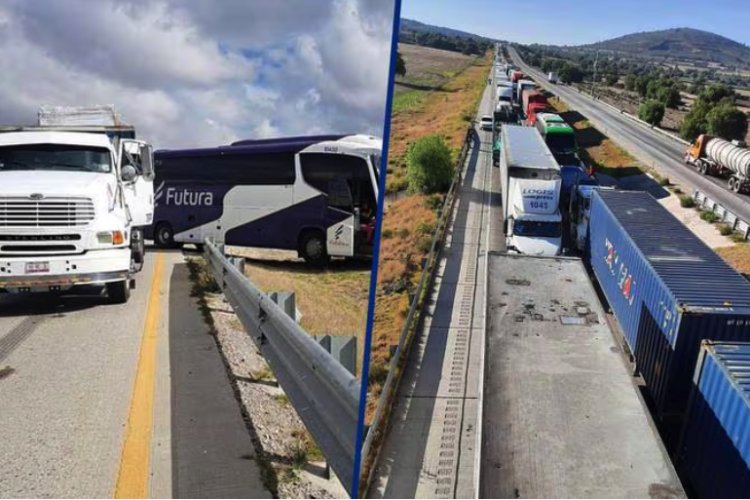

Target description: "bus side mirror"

left=140, top=144, right=154, bottom=180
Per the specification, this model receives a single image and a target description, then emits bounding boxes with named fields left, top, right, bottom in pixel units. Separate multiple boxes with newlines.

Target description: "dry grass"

left=716, top=244, right=750, bottom=276
left=387, top=50, right=492, bottom=193
left=394, top=43, right=475, bottom=93
left=243, top=259, right=370, bottom=338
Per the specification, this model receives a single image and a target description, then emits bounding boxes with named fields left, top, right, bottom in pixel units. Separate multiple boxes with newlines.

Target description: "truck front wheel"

left=106, top=279, right=131, bottom=304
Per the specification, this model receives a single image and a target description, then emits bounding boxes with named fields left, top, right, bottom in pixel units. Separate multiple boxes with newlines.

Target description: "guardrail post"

left=268, top=291, right=298, bottom=323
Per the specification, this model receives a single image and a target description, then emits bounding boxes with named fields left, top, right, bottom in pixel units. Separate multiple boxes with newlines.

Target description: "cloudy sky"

left=0, top=0, right=397, bottom=148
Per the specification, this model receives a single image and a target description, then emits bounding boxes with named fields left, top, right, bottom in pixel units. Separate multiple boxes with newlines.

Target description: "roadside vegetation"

left=369, top=44, right=491, bottom=417
left=520, top=44, right=750, bottom=144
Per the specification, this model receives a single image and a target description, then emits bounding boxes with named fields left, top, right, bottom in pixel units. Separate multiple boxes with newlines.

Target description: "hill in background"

left=399, top=18, right=495, bottom=56
left=579, top=27, right=750, bottom=69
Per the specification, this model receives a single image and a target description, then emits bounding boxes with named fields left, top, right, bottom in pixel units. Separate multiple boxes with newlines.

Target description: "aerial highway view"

left=0, top=1, right=396, bottom=499
left=363, top=0, right=750, bottom=499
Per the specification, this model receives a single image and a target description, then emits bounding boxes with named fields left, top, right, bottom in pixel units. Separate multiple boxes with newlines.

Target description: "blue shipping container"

left=678, top=342, right=750, bottom=498
left=588, top=190, right=750, bottom=417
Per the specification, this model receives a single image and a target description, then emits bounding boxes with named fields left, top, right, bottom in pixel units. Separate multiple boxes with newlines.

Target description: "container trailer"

left=677, top=341, right=750, bottom=498
left=587, top=189, right=750, bottom=422
left=684, top=134, right=750, bottom=193
left=481, top=253, right=684, bottom=498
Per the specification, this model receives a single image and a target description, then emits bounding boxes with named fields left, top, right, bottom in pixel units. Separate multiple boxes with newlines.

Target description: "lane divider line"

left=115, top=254, right=164, bottom=499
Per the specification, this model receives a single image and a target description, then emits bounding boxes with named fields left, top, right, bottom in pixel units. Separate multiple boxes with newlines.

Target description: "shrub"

left=397, top=227, right=410, bottom=239
left=679, top=195, right=696, bottom=208
left=417, top=221, right=436, bottom=235
left=658, top=177, right=670, bottom=186
left=424, top=193, right=444, bottom=211
left=718, top=224, right=734, bottom=236
left=381, top=228, right=393, bottom=239
left=639, top=99, right=665, bottom=126
left=406, top=135, right=455, bottom=194
left=730, top=232, right=748, bottom=243
left=417, top=235, right=434, bottom=253
left=671, top=187, right=683, bottom=195
left=700, top=210, right=719, bottom=223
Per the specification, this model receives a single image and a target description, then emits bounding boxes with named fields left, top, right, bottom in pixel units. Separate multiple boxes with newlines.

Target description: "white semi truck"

left=0, top=106, right=154, bottom=303
left=500, top=125, right=562, bottom=256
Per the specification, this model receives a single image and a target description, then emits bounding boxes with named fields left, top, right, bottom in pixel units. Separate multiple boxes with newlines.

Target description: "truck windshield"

left=0, top=144, right=112, bottom=173
left=546, top=133, right=577, bottom=154
left=514, top=220, right=562, bottom=238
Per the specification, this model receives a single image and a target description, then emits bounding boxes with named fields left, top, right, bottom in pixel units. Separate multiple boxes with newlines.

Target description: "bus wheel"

left=300, top=231, right=329, bottom=266
left=154, top=222, right=175, bottom=248
left=106, top=279, right=131, bottom=304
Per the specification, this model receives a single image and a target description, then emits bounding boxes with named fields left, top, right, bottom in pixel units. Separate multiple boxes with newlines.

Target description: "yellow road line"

left=115, top=254, right=164, bottom=498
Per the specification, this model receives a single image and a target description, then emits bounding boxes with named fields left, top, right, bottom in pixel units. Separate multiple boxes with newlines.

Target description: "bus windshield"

left=514, top=220, right=562, bottom=238
left=0, top=144, right=112, bottom=173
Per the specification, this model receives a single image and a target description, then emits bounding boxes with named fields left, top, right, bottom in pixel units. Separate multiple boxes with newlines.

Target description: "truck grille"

left=0, top=197, right=95, bottom=227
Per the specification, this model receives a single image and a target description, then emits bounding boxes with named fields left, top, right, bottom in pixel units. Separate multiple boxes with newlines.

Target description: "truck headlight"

left=97, top=231, right=125, bottom=245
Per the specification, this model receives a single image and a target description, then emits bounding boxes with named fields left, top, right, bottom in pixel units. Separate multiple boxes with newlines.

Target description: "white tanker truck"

left=685, top=134, right=750, bottom=193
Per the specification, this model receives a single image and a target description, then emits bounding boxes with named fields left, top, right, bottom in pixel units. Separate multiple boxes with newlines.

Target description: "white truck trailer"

left=684, top=134, right=750, bottom=193
left=0, top=106, right=154, bottom=303
left=500, top=125, right=562, bottom=256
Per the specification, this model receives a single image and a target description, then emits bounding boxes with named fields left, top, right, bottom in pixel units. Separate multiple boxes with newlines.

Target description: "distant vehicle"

left=480, top=115, right=494, bottom=131
left=547, top=72, right=558, bottom=83
left=515, top=79, right=535, bottom=104
left=511, top=70, right=525, bottom=83
left=684, top=134, right=750, bottom=193
left=499, top=125, right=562, bottom=256
left=522, top=89, right=548, bottom=125
left=148, top=134, right=381, bottom=265
left=497, top=86, right=513, bottom=105
left=0, top=105, right=154, bottom=303
left=535, top=113, right=577, bottom=156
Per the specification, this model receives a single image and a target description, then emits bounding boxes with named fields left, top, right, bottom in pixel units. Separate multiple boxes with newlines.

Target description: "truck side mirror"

left=121, top=164, right=137, bottom=182
left=140, top=144, right=154, bottom=180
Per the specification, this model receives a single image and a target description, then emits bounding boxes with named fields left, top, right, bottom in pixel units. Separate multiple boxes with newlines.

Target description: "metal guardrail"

left=358, top=127, right=474, bottom=494
left=693, top=190, right=750, bottom=240
left=203, top=240, right=361, bottom=495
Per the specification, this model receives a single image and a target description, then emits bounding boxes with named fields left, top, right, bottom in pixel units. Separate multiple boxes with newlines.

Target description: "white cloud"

left=0, top=0, right=395, bottom=149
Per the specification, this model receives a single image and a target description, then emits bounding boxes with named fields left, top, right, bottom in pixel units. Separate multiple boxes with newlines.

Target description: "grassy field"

left=227, top=247, right=371, bottom=374
left=367, top=46, right=492, bottom=417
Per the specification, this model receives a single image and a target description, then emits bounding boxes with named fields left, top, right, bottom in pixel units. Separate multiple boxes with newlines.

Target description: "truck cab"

left=0, top=121, right=154, bottom=303
left=506, top=177, right=562, bottom=256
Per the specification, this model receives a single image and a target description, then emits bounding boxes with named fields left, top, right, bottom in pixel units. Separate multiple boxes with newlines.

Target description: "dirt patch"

left=717, top=244, right=750, bottom=277
left=395, top=43, right=475, bottom=94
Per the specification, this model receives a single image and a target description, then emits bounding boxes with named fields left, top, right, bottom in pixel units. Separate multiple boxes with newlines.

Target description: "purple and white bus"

left=147, top=134, right=381, bottom=264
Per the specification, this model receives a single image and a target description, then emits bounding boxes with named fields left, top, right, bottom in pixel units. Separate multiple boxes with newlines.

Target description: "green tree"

left=700, top=84, right=735, bottom=104
left=639, top=100, right=665, bottom=126
left=635, top=74, right=651, bottom=97
left=657, top=85, right=682, bottom=109
left=406, top=135, right=455, bottom=194
left=706, top=102, right=749, bottom=141
left=624, top=73, right=637, bottom=92
left=605, top=73, right=619, bottom=86
left=680, top=99, right=712, bottom=141
left=558, top=62, right=584, bottom=83
left=395, top=51, right=406, bottom=77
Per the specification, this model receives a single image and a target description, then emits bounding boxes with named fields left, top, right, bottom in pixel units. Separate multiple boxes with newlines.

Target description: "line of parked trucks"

left=489, top=48, right=750, bottom=498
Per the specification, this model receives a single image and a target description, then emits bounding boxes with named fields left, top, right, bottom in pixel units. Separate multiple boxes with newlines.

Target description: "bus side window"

left=328, top=178, right=353, bottom=210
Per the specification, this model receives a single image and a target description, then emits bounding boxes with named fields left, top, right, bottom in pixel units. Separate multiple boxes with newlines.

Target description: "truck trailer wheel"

left=154, top=222, right=175, bottom=248
left=299, top=230, right=329, bottom=266
left=106, top=279, right=131, bottom=304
